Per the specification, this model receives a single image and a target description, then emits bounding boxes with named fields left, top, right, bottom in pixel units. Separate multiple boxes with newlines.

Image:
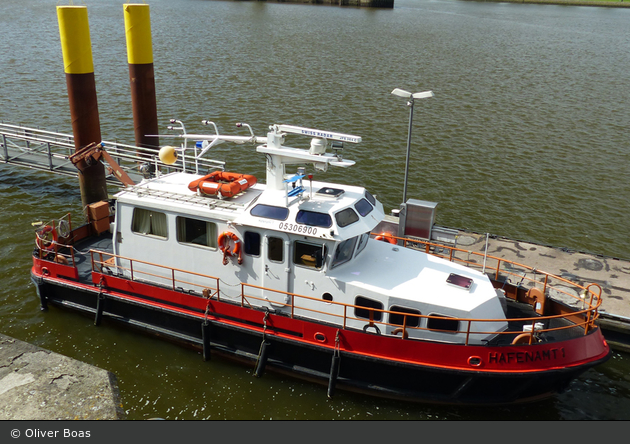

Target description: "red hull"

left=31, top=255, right=611, bottom=404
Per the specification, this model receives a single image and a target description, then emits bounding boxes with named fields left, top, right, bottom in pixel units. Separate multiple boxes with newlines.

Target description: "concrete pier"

left=0, top=333, right=124, bottom=420
left=376, top=214, right=630, bottom=352
left=454, top=230, right=630, bottom=352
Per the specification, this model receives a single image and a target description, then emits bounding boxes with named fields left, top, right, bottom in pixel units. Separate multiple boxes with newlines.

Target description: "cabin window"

left=365, top=190, right=376, bottom=206
left=296, top=210, right=332, bottom=228
left=354, top=296, right=383, bottom=321
left=244, top=231, right=261, bottom=256
left=293, top=241, right=327, bottom=269
left=268, top=237, right=284, bottom=262
left=176, top=217, right=217, bottom=248
left=389, top=305, right=421, bottom=328
left=355, top=232, right=369, bottom=257
left=427, top=314, right=460, bottom=333
left=132, top=208, right=167, bottom=239
left=331, top=236, right=357, bottom=269
left=335, top=208, right=359, bottom=227
left=251, top=204, right=289, bottom=221
left=354, top=198, right=373, bottom=217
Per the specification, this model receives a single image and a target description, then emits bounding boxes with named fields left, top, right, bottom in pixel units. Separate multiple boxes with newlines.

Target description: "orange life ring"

left=218, top=231, right=242, bottom=265
left=375, top=232, right=397, bottom=245
left=36, top=225, right=58, bottom=251
left=189, top=171, right=257, bottom=199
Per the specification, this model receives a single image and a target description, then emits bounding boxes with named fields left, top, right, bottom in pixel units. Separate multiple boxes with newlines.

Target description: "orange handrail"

left=82, top=241, right=603, bottom=344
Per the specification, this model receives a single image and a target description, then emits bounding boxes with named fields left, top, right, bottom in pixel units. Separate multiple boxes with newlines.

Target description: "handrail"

left=84, top=239, right=603, bottom=345
left=390, top=233, right=603, bottom=308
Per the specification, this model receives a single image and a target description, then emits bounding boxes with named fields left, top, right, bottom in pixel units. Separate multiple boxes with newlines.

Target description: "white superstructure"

left=111, top=122, right=507, bottom=344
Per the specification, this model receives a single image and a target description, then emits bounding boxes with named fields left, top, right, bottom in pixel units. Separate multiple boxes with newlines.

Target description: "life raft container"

left=188, top=171, right=257, bottom=199
left=218, top=231, right=243, bottom=265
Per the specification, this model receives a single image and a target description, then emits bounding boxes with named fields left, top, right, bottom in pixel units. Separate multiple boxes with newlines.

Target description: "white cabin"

left=111, top=123, right=508, bottom=344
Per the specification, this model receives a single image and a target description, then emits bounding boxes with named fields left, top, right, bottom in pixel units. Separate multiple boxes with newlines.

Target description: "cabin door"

left=262, top=232, right=291, bottom=309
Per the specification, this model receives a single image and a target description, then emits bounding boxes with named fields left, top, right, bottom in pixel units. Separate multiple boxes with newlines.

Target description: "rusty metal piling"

left=57, top=5, right=108, bottom=207
left=124, top=3, right=159, bottom=153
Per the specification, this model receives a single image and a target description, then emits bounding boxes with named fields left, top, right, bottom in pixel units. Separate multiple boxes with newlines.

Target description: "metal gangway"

left=0, top=122, right=225, bottom=186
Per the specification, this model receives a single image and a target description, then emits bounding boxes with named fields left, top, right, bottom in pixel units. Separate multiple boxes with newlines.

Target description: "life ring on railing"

left=363, top=324, right=381, bottom=335
left=218, top=231, right=242, bottom=265
left=375, top=232, right=397, bottom=245
left=36, top=225, right=58, bottom=251
left=511, top=333, right=533, bottom=345
left=392, top=327, right=409, bottom=339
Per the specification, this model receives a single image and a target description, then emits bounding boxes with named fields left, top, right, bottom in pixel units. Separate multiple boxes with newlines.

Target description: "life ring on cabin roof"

left=188, top=171, right=257, bottom=199
left=375, top=232, right=397, bottom=245
left=36, top=225, right=58, bottom=251
left=218, top=231, right=243, bottom=265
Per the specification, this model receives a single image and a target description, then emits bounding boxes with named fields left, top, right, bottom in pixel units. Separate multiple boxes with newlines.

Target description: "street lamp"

left=391, top=88, right=434, bottom=205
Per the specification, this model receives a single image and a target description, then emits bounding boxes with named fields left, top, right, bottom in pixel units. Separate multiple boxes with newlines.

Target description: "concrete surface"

left=0, top=333, right=125, bottom=420
left=454, top=231, right=630, bottom=321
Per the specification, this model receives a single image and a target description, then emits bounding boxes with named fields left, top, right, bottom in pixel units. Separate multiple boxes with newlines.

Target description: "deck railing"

left=86, top=235, right=603, bottom=345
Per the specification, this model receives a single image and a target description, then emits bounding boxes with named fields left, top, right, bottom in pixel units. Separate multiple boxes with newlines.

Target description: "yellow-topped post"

left=57, top=5, right=108, bottom=206
left=124, top=3, right=159, bottom=153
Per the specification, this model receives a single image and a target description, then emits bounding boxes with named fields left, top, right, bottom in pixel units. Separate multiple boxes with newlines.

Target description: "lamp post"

left=391, top=88, right=434, bottom=205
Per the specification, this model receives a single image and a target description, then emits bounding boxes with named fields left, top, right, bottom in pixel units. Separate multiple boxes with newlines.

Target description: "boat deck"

left=40, top=229, right=587, bottom=347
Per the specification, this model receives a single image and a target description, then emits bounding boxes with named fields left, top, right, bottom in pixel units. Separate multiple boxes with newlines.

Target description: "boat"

left=30, top=120, right=611, bottom=405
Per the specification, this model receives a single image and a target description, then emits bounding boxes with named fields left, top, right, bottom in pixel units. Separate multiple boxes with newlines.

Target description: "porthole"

left=314, top=332, right=327, bottom=343
left=468, top=356, right=483, bottom=367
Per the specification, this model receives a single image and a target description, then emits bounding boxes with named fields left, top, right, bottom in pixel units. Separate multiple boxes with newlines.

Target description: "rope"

left=203, top=289, right=212, bottom=325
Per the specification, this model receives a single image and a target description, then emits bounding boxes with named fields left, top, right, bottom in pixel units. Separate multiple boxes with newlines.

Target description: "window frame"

left=331, top=236, right=358, bottom=269
left=244, top=231, right=261, bottom=256
left=388, top=305, right=421, bottom=328
left=426, top=314, right=460, bottom=333
left=334, top=207, right=360, bottom=228
left=131, top=207, right=168, bottom=240
left=354, top=296, right=384, bottom=322
left=175, top=216, right=218, bottom=249
left=250, top=204, right=290, bottom=221
left=293, top=240, right=327, bottom=270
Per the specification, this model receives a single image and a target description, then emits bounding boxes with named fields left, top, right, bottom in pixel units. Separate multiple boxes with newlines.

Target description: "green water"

left=1, top=0, right=629, bottom=419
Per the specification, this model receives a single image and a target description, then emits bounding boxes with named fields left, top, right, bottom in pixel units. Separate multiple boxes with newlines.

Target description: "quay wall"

left=0, top=333, right=125, bottom=420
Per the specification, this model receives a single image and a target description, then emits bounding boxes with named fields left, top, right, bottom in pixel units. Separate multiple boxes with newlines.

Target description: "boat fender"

left=218, top=231, right=243, bottom=265
left=327, top=354, right=340, bottom=399
left=254, top=340, right=270, bottom=378
left=375, top=232, right=396, bottom=245
left=55, top=255, right=69, bottom=265
left=363, top=324, right=381, bottom=335
left=201, top=322, right=212, bottom=362
left=36, top=225, right=58, bottom=251
left=392, top=327, right=408, bottom=339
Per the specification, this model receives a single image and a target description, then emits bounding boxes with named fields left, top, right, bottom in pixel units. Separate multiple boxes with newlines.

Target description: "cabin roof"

left=115, top=171, right=385, bottom=240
